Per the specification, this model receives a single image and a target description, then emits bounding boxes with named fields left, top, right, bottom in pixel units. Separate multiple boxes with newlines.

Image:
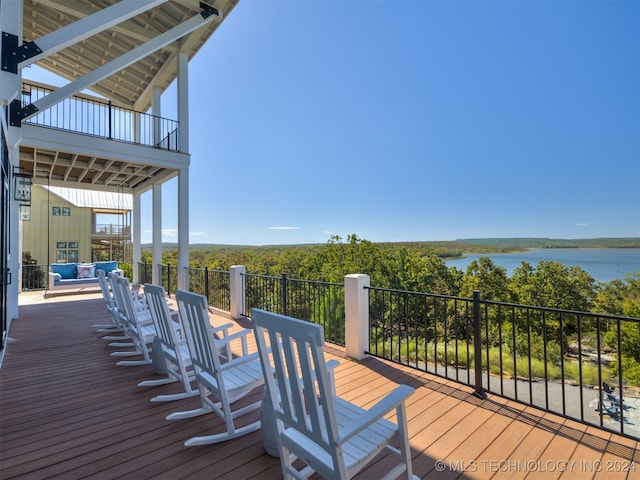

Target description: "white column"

left=152, top=86, right=161, bottom=147
left=152, top=182, right=162, bottom=285
left=230, top=265, right=246, bottom=320
left=0, top=0, right=22, bottom=103
left=132, top=191, right=141, bottom=284
left=176, top=50, right=190, bottom=290
left=151, top=85, right=162, bottom=285
left=344, top=274, right=370, bottom=360
left=177, top=166, right=189, bottom=290
left=177, top=51, right=189, bottom=153
left=1, top=0, right=24, bottom=336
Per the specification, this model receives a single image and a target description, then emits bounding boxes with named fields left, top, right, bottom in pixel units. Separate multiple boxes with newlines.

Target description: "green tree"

left=593, top=273, right=640, bottom=317
left=459, top=257, right=509, bottom=301
left=509, top=260, right=596, bottom=311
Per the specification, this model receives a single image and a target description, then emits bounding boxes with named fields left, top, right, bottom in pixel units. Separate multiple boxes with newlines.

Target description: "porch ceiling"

left=22, top=0, right=239, bottom=110
left=18, top=0, right=237, bottom=193
left=18, top=130, right=183, bottom=193
left=19, top=143, right=174, bottom=192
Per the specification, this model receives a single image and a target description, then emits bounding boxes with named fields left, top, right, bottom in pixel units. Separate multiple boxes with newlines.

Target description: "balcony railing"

left=21, top=264, right=47, bottom=290
left=188, top=267, right=231, bottom=312
left=93, top=224, right=130, bottom=236
left=21, top=82, right=180, bottom=151
left=22, top=262, right=640, bottom=439
left=241, top=273, right=345, bottom=345
left=366, top=286, right=640, bottom=438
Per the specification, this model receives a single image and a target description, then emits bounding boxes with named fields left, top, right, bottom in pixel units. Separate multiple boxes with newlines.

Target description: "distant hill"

left=141, top=238, right=640, bottom=263
left=456, top=238, right=640, bottom=249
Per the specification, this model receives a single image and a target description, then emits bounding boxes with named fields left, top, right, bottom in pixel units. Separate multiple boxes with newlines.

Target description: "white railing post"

left=345, top=273, right=370, bottom=360
left=230, top=265, right=246, bottom=320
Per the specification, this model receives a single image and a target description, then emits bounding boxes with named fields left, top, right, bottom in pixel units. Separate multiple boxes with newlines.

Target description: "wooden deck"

left=1, top=292, right=639, bottom=480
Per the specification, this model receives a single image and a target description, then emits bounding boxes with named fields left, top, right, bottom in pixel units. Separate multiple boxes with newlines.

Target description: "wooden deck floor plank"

left=1, top=398, right=197, bottom=477
left=526, top=417, right=585, bottom=480
left=1, top=393, right=184, bottom=463
left=1, top=369, right=158, bottom=432
left=488, top=412, right=560, bottom=480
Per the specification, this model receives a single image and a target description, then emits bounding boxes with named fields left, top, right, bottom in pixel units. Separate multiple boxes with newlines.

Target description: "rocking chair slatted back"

left=138, top=283, right=199, bottom=402
left=109, top=275, right=154, bottom=365
left=93, top=269, right=121, bottom=333
left=144, top=283, right=178, bottom=351
left=176, top=289, right=221, bottom=376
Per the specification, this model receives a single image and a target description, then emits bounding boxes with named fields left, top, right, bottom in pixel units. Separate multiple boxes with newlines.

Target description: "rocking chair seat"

left=197, top=354, right=264, bottom=404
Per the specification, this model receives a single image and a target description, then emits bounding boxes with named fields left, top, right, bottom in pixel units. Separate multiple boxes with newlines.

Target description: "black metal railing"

left=242, top=273, right=345, bottom=345
left=22, top=264, right=48, bottom=290
left=21, top=82, right=180, bottom=151
left=368, top=287, right=476, bottom=386
left=186, top=267, right=231, bottom=311
left=159, top=264, right=178, bottom=295
left=367, top=286, right=640, bottom=439
left=94, top=224, right=130, bottom=236
left=138, top=262, right=153, bottom=285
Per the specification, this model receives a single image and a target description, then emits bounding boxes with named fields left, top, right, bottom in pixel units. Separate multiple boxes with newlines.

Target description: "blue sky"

left=27, top=0, right=640, bottom=246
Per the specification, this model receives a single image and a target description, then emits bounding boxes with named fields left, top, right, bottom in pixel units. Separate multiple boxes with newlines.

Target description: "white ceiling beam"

left=18, top=0, right=169, bottom=68
left=34, top=0, right=175, bottom=47
left=24, top=9, right=222, bottom=121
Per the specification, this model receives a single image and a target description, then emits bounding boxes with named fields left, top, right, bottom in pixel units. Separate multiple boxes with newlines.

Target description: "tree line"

left=145, top=234, right=639, bottom=316
left=145, top=234, right=640, bottom=386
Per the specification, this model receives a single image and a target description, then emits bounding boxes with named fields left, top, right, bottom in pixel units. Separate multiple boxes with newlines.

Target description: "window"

left=55, top=242, right=79, bottom=263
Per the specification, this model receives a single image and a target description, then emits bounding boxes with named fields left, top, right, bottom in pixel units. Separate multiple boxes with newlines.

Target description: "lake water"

left=445, top=248, right=640, bottom=283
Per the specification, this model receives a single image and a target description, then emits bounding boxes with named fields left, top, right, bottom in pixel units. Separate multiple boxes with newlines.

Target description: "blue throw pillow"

left=51, top=263, right=77, bottom=280
left=95, top=261, right=118, bottom=274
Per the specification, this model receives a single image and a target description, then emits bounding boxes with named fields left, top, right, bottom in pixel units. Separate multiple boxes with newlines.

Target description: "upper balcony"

left=21, top=82, right=180, bottom=152
left=17, top=81, right=188, bottom=197
left=3, top=278, right=639, bottom=478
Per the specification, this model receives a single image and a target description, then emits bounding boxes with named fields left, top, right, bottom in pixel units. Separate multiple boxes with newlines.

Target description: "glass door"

left=0, top=130, right=8, bottom=350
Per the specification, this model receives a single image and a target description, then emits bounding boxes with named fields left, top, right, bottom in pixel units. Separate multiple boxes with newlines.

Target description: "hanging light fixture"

left=13, top=167, right=32, bottom=204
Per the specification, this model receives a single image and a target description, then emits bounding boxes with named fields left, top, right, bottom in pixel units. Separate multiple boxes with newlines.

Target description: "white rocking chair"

left=137, top=283, right=199, bottom=401
left=138, top=283, right=237, bottom=402
left=100, top=272, right=142, bottom=343
left=109, top=275, right=155, bottom=366
left=93, top=269, right=122, bottom=333
left=252, top=308, right=417, bottom=480
left=167, top=289, right=265, bottom=446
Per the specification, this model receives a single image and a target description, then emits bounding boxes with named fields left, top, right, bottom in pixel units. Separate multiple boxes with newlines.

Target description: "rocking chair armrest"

left=214, top=328, right=252, bottom=354
left=326, top=359, right=340, bottom=395
left=219, top=351, right=260, bottom=370
left=336, top=384, right=414, bottom=445
left=326, top=359, right=340, bottom=371
left=211, top=322, right=234, bottom=334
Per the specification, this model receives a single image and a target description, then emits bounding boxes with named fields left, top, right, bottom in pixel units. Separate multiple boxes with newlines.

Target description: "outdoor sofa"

left=48, top=261, right=122, bottom=292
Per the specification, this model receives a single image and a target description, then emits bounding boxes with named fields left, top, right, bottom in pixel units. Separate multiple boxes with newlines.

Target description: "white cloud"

left=268, top=226, right=300, bottom=230
left=575, top=223, right=589, bottom=227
